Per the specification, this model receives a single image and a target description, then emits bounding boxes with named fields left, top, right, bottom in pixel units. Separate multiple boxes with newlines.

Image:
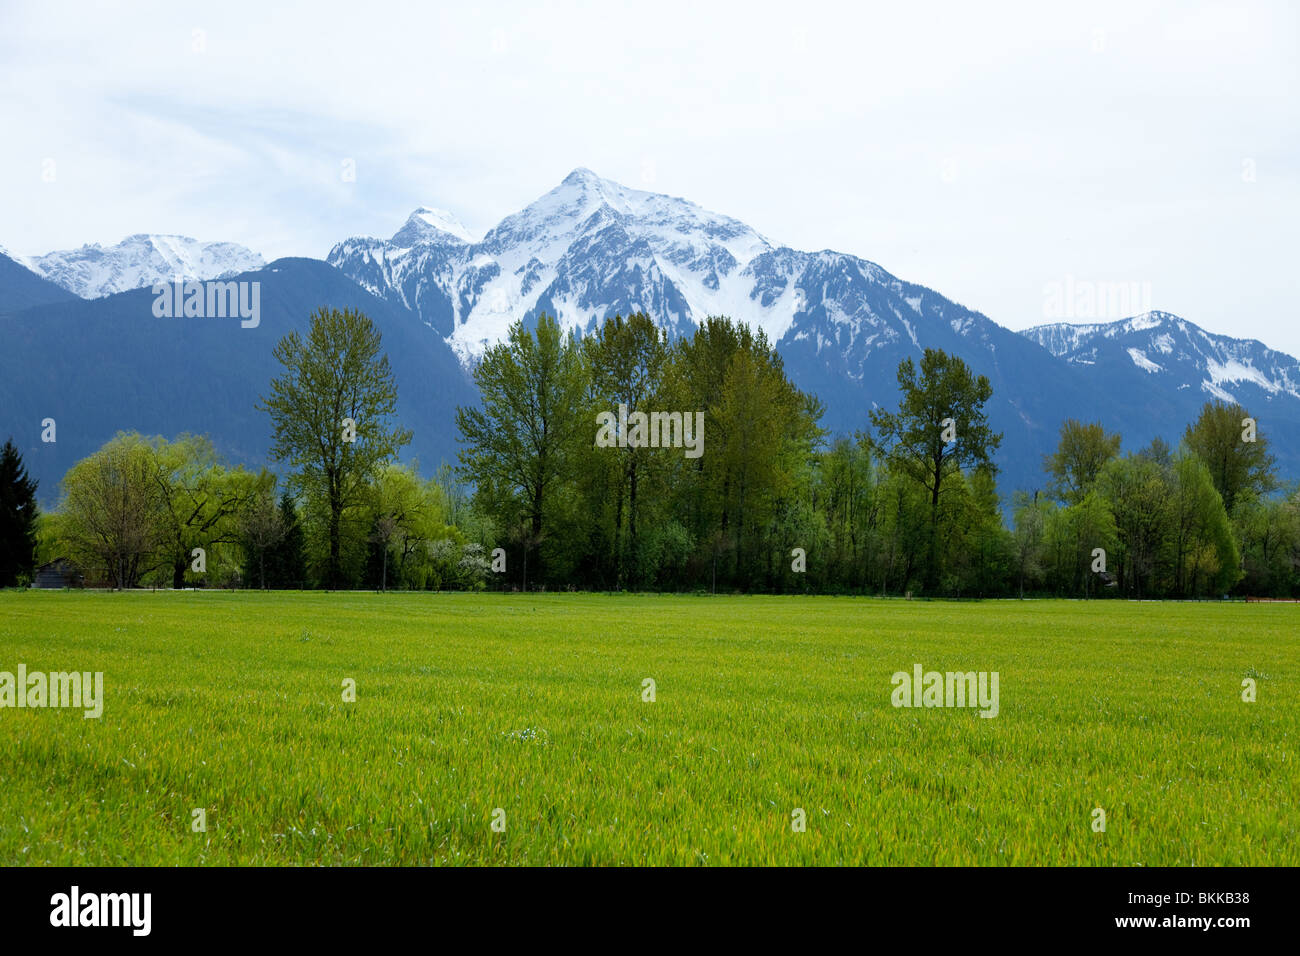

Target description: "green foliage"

left=361, top=462, right=458, bottom=590
left=259, top=307, right=412, bottom=588
left=1098, top=453, right=1173, bottom=597
left=58, top=433, right=171, bottom=587
left=1011, top=490, right=1050, bottom=598
left=1234, top=487, right=1300, bottom=597
left=52, top=433, right=262, bottom=588
left=241, top=488, right=307, bottom=589
left=1044, top=419, right=1121, bottom=504
left=1043, top=491, right=1117, bottom=596
left=868, top=348, right=1002, bottom=591
left=665, top=318, right=824, bottom=590
left=33, top=310, right=1300, bottom=598
left=1168, top=452, right=1240, bottom=596
left=151, top=434, right=267, bottom=588
left=1183, top=400, right=1277, bottom=514
left=456, top=314, right=591, bottom=589
left=582, top=312, right=669, bottom=587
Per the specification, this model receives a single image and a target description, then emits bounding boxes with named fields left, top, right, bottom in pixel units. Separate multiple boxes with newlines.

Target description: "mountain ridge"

left=22, top=234, right=265, bottom=299
left=4, top=168, right=1297, bottom=498
left=0, top=257, right=476, bottom=503
left=325, top=169, right=1300, bottom=491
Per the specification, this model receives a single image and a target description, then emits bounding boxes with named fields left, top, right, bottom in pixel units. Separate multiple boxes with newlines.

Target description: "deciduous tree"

left=259, top=307, right=411, bottom=588
left=869, top=349, right=1002, bottom=592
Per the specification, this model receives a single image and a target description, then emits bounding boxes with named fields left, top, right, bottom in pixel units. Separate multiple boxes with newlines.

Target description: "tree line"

left=1, top=305, right=1295, bottom=598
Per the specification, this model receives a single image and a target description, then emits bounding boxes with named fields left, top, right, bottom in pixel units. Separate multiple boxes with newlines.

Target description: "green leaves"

left=868, top=349, right=1003, bottom=591
left=1044, top=420, right=1122, bottom=505
left=259, top=307, right=411, bottom=588
left=456, top=314, right=591, bottom=588
left=1183, top=399, right=1277, bottom=514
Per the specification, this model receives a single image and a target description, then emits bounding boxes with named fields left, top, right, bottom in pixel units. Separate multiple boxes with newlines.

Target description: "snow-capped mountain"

left=1022, top=311, right=1300, bottom=405
left=330, top=167, right=783, bottom=360
left=0, top=247, right=80, bottom=313
left=327, top=169, right=1300, bottom=492
left=391, top=207, right=476, bottom=247
left=328, top=167, right=1099, bottom=490
left=328, top=169, right=1056, bottom=377
left=26, top=234, right=265, bottom=298
left=6, top=168, right=1296, bottom=496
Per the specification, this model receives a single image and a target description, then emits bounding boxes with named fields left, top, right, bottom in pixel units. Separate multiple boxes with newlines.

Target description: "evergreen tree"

left=240, top=484, right=287, bottom=589
left=265, top=493, right=307, bottom=588
left=0, top=438, right=39, bottom=586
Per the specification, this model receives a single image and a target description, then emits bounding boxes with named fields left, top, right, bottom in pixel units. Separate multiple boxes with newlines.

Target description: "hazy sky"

left=2, top=1, right=1297, bottom=350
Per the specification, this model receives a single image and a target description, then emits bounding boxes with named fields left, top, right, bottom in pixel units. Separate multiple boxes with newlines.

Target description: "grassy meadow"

left=0, top=591, right=1295, bottom=866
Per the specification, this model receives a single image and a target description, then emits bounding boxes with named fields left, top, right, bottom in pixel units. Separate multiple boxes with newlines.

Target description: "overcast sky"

left=2, top=1, right=1297, bottom=351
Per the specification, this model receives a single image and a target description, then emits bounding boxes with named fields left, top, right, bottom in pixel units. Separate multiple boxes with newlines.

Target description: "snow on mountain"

left=327, top=168, right=1093, bottom=494
left=1128, top=347, right=1163, bottom=374
left=330, top=168, right=785, bottom=359
left=326, top=169, right=1300, bottom=491
left=0, top=244, right=43, bottom=276
left=7, top=168, right=1299, bottom=495
left=327, top=167, right=1003, bottom=368
left=0, top=246, right=80, bottom=312
left=27, top=234, right=265, bottom=298
left=391, top=207, right=476, bottom=247
left=1022, top=311, right=1300, bottom=404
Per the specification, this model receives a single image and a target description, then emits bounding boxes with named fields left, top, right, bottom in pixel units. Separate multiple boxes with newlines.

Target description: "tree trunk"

left=328, top=504, right=341, bottom=589
left=628, top=463, right=638, bottom=587
left=530, top=487, right=544, bottom=588
left=925, top=461, right=943, bottom=593
left=613, top=482, right=624, bottom=589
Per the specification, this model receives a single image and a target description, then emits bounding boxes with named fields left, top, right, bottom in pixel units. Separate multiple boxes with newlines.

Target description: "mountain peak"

left=124, top=232, right=195, bottom=243
left=562, top=167, right=603, bottom=187
left=475, top=167, right=772, bottom=262
left=1123, top=310, right=1181, bottom=331
left=553, top=167, right=629, bottom=211
left=391, top=207, right=475, bottom=246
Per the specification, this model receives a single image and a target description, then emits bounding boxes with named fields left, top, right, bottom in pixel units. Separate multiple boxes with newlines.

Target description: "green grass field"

left=0, top=591, right=1295, bottom=866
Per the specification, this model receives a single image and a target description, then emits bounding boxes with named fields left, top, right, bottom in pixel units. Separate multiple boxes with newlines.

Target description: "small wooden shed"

left=33, top=558, right=84, bottom=589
